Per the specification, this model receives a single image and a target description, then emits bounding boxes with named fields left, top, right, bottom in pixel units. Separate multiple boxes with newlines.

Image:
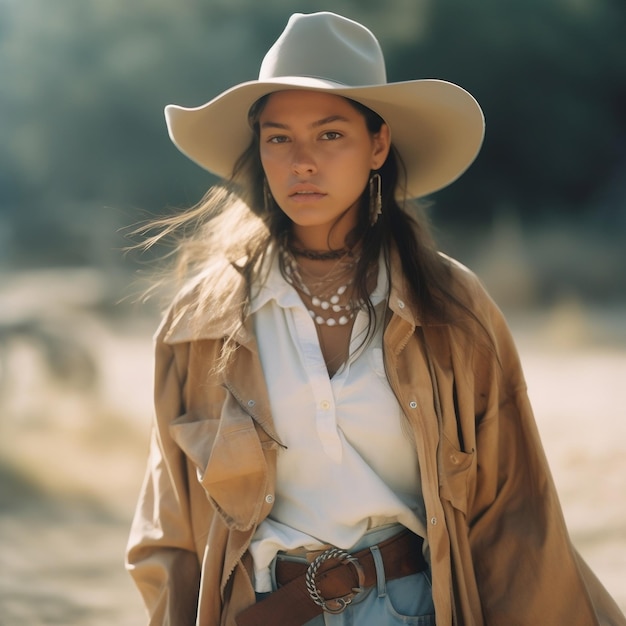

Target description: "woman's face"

left=258, top=90, right=390, bottom=247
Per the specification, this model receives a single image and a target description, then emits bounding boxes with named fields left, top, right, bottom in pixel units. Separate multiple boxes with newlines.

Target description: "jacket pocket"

left=169, top=412, right=220, bottom=476
left=171, top=394, right=277, bottom=531
left=438, top=434, right=475, bottom=516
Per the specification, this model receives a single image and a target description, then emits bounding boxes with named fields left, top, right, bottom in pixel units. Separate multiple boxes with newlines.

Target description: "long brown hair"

left=239, top=95, right=472, bottom=330
left=137, top=94, right=482, bottom=352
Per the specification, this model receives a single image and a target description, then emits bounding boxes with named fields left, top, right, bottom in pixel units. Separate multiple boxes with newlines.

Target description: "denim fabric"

left=299, top=570, right=435, bottom=626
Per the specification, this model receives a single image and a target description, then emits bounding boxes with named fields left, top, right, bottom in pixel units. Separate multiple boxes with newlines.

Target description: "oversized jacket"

left=126, top=249, right=625, bottom=625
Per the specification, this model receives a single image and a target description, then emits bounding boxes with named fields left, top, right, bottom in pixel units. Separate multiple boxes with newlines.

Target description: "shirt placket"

left=291, top=306, right=343, bottom=463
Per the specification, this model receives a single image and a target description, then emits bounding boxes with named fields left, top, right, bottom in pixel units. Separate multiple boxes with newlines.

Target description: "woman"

left=126, top=12, right=625, bottom=626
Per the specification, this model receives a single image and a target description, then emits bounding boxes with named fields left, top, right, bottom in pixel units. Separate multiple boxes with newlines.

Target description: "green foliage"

left=1, top=0, right=624, bottom=266
left=399, top=0, right=626, bottom=221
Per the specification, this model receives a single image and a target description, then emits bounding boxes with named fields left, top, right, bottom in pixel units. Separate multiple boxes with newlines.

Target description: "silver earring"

left=369, top=172, right=382, bottom=225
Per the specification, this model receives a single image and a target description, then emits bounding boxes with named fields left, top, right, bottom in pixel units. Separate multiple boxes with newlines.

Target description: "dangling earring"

left=263, top=178, right=273, bottom=213
left=369, top=171, right=382, bottom=225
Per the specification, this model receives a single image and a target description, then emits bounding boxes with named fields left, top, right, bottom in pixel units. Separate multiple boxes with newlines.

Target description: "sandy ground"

left=0, top=297, right=624, bottom=624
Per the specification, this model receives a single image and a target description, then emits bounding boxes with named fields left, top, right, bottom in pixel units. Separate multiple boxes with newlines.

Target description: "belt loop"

left=369, top=545, right=386, bottom=598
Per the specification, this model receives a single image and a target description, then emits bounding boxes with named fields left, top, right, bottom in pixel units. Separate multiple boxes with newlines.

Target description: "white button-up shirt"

left=249, top=253, right=426, bottom=592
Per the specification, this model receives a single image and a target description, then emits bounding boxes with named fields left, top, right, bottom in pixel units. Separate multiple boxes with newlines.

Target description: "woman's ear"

left=371, top=123, right=391, bottom=170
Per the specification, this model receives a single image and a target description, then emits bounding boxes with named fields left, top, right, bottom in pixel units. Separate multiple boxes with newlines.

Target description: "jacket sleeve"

left=467, top=295, right=625, bottom=625
left=125, top=319, right=200, bottom=626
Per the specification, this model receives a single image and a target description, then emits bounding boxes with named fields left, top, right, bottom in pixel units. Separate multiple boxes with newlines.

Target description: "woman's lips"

left=289, top=190, right=326, bottom=202
left=288, top=185, right=326, bottom=202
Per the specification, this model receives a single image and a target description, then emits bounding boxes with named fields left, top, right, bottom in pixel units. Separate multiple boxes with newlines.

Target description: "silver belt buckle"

left=305, top=547, right=365, bottom=614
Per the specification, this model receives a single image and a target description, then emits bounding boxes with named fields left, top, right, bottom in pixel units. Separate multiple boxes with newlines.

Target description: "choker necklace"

left=281, top=247, right=359, bottom=326
left=289, top=245, right=351, bottom=261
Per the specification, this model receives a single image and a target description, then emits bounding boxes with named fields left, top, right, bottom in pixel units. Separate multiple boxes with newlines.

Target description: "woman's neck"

left=290, top=227, right=346, bottom=252
left=285, top=231, right=360, bottom=278
left=290, top=207, right=359, bottom=252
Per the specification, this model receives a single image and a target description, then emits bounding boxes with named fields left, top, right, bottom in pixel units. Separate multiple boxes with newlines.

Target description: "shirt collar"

left=163, top=242, right=423, bottom=345
left=249, top=248, right=301, bottom=314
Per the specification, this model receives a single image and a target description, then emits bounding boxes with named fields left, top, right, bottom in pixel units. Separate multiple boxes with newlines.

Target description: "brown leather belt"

left=236, top=530, right=427, bottom=626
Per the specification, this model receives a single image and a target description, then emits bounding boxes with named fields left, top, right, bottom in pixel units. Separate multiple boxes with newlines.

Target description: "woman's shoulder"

left=440, top=253, right=495, bottom=307
left=438, top=252, right=510, bottom=335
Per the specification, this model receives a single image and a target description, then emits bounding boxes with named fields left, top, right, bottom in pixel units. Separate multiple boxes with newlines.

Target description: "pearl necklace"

left=281, top=247, right=358, bottom=326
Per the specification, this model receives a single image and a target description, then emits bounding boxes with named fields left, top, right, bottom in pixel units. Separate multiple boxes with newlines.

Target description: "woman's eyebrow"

left=260, top=115, right=350, bottom=131
left=260, top=121, right=289, bottom=130
left=311, top=115, right=350, bottom=128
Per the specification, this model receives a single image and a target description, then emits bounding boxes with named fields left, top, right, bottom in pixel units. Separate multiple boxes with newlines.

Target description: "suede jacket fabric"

left=126, top=251, right=625, bottom=626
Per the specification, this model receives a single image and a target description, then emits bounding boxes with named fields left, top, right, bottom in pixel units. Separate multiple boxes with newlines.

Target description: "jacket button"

left=265, top=494, right=274, bottom=504
left=409, top=401, right=417, bottom=409
left=247, top=400, right=256, bottom=407
left=430, top=517, right=438, bottom=525
left=450, top=454, right=459, bottom=464
left=397, top=299, right=405, bottom=309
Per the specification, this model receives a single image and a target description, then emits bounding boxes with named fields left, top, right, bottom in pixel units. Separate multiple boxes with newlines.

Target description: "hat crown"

left=259, top=12, right=387, bottom=87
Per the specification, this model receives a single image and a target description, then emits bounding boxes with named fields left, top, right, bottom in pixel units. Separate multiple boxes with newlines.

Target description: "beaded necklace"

left=281, top=246, right=359, bottom=326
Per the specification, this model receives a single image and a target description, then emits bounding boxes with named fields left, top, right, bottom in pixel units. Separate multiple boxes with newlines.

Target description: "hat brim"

left=165, top=76, right=485, bottom=199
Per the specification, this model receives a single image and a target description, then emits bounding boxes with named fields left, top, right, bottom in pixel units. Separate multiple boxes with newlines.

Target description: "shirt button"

left=450, top=454, right=459, bottom=465
left=430, top=517, right=438, bottom=525
left=409, top=401, right=418, bottom=409
left=265, top=494, right=274, bottom=504
left=320, top=400, right=331, bottom=410
left=397, top=299, right=405, bottom=309
left=247, top=399, right=256, bottom=407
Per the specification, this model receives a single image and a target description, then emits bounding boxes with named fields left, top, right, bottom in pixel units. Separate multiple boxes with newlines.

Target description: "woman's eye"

left=321, top=131, right=342, bottom=140
left=267, top=135, right=289, bottom=144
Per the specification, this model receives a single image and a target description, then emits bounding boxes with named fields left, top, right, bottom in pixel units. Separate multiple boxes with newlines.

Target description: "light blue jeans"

left=265, top=525, right=435, bottom=626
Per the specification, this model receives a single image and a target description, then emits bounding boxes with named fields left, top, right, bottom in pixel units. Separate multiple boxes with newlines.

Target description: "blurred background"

left=1, top=0, right=624, bottom=623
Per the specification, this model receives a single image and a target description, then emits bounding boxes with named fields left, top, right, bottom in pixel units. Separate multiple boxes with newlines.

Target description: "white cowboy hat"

left=165, top=11, right=485, bottom=199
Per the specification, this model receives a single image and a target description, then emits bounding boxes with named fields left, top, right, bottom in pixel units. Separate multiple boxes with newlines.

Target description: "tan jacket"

left=126, top=252, right=625, bottom=625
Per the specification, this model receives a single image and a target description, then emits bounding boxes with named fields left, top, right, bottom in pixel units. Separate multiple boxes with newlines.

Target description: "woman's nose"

left=291, top=145, right=316, bottom=175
